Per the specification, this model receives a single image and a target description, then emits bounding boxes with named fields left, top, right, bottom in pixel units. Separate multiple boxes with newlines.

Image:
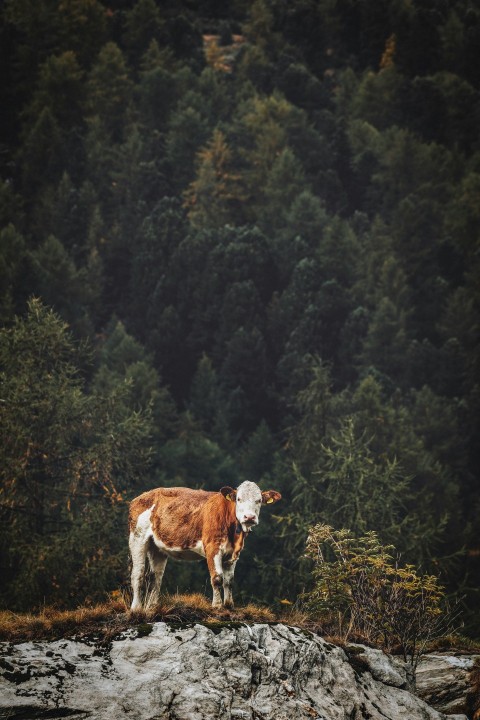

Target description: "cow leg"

left=129, top=530, right=148, bottom=611
left=207, top=550, right=224, bottom=607
left=222, top=559, right=237, bottom=609
left=147, top=547, right=167, bottom=608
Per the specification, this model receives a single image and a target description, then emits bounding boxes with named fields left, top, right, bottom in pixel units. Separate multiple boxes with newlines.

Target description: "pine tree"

left=85, top=42, right=133, bottom=142
left=0, top=299, right=154, bottom=609
left=23, top=51, right=85, bottom=136
left=259, top=147, right=308, bottom=234
left=123, top=0, right=165, bottom=64
left=30, top=235, right=100, bottom=336
left=318, top=416, right=410, bottom=540
left=188, top=354, right=225, bottom=439
left=185, top=129, right=246, bottom=228
left=165, top=105, right=211, bottom=190
left=19, top=107, right=65, bottom=193
left=0, top=225, right=30, bottom=323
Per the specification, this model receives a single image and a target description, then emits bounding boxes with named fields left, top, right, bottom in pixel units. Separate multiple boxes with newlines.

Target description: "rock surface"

left=416, top=653, right=480, bottom=718
left=0, top=622, right=459, bottom=720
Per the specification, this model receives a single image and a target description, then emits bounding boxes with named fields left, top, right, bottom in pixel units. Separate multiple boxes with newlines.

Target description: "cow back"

left=129, top=487, right=226, bottom=550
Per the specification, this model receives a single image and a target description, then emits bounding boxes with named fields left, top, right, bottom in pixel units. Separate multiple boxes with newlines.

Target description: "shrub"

left=303, top=523, right=456, bottom=668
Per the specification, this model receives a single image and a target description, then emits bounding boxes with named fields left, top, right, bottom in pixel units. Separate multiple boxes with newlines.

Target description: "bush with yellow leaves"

left=303, top=524, right=457, bottom=668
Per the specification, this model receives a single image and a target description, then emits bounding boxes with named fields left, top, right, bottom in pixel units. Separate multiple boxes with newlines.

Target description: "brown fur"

left=129, top=487, right=244, bottom=559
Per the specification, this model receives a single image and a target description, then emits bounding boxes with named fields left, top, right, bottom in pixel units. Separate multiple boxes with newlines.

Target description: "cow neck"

left=230, top=503, right=244, bottom=537
left=230, top=513, right=246, bottom=557
left=222, top=497, right=246, bottom=547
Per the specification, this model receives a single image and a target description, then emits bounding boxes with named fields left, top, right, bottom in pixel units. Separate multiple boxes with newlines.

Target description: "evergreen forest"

left=1, top=0, right=479, bottom=636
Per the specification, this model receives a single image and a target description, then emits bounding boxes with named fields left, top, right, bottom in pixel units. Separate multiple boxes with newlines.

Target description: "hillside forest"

left=1, top=0, right=479, bottom=635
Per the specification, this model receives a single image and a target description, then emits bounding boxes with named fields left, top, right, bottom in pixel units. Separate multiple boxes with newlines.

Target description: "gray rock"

left=0, top=623, right=450, bottom=720
left=345, top=642, right=413, bottom=689
left=416, top=653, right=480, bottom=717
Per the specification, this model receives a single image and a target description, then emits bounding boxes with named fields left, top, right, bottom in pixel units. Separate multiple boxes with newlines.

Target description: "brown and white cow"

left=128, top=481, right=281, bottom=610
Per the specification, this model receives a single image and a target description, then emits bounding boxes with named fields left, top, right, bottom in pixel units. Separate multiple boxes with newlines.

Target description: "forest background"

left=0, top=0, right=479, bottom=636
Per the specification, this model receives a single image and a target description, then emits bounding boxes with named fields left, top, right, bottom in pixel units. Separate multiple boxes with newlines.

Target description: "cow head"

left=220, top=481, right=282, bottom=533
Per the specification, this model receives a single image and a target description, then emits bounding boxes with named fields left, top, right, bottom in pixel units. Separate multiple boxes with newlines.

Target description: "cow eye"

left=237, top=497, right=242, bottom=503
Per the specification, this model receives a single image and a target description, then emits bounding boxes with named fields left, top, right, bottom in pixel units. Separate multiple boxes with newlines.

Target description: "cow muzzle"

left=242, top=515, right=258, bottom=532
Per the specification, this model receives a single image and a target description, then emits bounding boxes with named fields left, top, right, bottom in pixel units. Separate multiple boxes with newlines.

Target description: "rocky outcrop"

left=416, top=653, right=480, bottom=718
left=0, top=622, right=462, bottom=720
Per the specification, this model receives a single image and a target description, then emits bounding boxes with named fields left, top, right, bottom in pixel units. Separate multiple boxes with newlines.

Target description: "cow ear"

left=262, top=490, right=282, bottom=505
left=220, top=486, right=236, bottom=502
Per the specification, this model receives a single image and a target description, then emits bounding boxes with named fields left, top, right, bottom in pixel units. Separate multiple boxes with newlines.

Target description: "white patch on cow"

left=213, top=550, right=223, bottom=576
left=211, top=549, right=224, bottom=608
left=152, top=536, right=205, bottom=561
left=219, top=539, right=230, bottom=554
left=130, top=504, right=155, bottom=611
left=192, top=539, right=206, bottom=557
left=146, top=550, right=168, bottom=608
left=223, top=559, right=237, bottom=608
left=215, top=540, right=238, bottom=608
left=235, top=480, right=263, bottom=533
left=212, top=588, right=222, bottom=607
left=134, top=504, right=155, bottom=537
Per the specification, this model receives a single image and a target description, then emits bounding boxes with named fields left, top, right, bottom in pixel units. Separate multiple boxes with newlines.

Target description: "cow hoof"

left=224, top=601, right=234, bottom=610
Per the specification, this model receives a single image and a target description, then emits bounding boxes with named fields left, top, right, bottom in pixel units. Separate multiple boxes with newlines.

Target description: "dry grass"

left=421, top=633, right=480, bottom=654
left=2, top=595, right=477, bottom=651
left=0, top=592, right=280, bottom=643
left=0, top=600, right=128, bottom=643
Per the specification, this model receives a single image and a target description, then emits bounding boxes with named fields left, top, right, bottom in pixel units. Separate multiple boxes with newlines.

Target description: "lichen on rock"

left=0, top=622, right=459, bottom=720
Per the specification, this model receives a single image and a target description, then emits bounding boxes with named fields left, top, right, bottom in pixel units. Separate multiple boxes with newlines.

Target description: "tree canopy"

left=1, top=0, right=479, bottom=635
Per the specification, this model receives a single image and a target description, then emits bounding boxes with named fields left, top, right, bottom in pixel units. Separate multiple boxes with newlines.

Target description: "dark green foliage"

left=85, top=42, right=133, bottom=142
left=19, top=107, right=66, bottom=193
left=0, top=300, right=154, bottom=609
left=123, top=0, right=166, bottom=64
left=1, top=0, right=479, bottom=635
left=0, top=225, right=30, bottom=323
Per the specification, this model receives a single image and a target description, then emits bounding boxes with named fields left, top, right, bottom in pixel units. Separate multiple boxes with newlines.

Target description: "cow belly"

left=164, top=548, right=203, bottom=561
left=152, top=536, right=205, bottom=561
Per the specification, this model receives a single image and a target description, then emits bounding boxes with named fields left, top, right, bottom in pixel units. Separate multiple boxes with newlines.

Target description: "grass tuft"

left=0, top=593, right=282, bottom=643
left=2, top=595, right=478, bottom=652
left=0, top=600, right=128, bottom=643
